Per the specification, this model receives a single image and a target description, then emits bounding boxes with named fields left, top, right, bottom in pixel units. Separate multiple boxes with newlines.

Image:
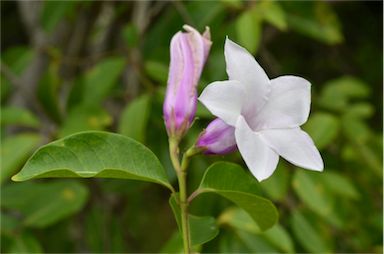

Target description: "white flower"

left=199, top=38, right=324, bottom=181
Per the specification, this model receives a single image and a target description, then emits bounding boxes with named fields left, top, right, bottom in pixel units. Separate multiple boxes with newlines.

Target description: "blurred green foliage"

left=1, top=1, right=382, bottom=253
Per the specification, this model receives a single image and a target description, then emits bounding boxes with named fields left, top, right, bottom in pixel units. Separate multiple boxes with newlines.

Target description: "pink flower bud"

left=197, top=118, right=237, bottom=155
left=163, top=25, right=212, bottom=138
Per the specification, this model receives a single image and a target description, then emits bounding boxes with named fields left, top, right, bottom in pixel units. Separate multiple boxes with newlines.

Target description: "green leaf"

left=292, top=170, right=342, bottom=227
left=293, top=170, right=331, bottom=216
left=122, top=23, right=139, bottom=48
left=342, top=114, right=372, bottom=144
left=319, top=171, right=359, bottom=200
left=259, top=1, right=287, bottom=30
left=37, top=63, right=62, bottom=122
left=284, top=2, right=343, bottom=44
left=144, top=60, right=168, bottom=84
left=291, top=211, right=329, bottom=252
left=221, top=0, right=243, bottom=9
left=219, top=207, right=294, bottom=253
left=196, top=162, right=278, bottom=231
left=118, top=95, right=151, bottom=143
left=84, top=57, right=125, bottom=105
left=40, top=1, right=77, bottom=32
left=8, top=232, right=43, bottom=253
left=1, top=212, right=20, bottom=236
left=1, top=46, right=34, bottom=74
left=302, top=112, right=340, bottom=150
left=0, top=107, right=39, bottom=128
left=263, top=223, right=294, bottom=253
left=235, top=8, right=262, bottom=54
left=59, top=105, right=112, bottom=138
left=169, top=193, right=219, bottom=246
left=160, top=232, right=184, bottom=253
left=1, top=181, right=88, bottom=227
left=319, top=76, right=370, bottom=112
left=236, top=230, right=277, bottom=252
left=344, top=103, right=375, bottom=119
left=1, top=134, right=41, bottom=184
left=12, top=131, right=173, bottom=191
left=259, top=162, right=290, bottom=201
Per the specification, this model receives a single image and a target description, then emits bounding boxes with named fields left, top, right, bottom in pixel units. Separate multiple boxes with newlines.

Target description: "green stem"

left=169, top=138, right=191, bottom=254
left=178, top=169, right=190, bottom=254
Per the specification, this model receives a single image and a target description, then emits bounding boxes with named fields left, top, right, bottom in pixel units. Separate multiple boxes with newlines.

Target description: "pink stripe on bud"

left=197, top=118, right=237, bottom=155
left=163, top=25, right=212, bottom=138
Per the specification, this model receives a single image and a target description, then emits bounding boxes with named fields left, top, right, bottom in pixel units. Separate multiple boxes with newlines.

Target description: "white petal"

left=199, top=80, right=245, bottom=126
left=260, top=127, right=324, bottom=171
left=235, top=116, right=279, bottom=181
left=250, top=76, right=311, bottom=130
left=224, top=38, right=271, bottom=114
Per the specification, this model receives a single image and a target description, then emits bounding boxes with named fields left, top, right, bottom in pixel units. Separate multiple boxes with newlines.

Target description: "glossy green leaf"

left=1, top=181, right=88, bottom=227
left=119, top=95, right=151, bottom=143
left=235, top=8, right=262, bottom=54
left=12, top=131, right=173, bottom=191
left=1, top=134, right=41, bottom=184
left=302, top=112, right=340, bottom=150
left=291, top=211, right=329, bottom=252
left=59, top=106, right=112, bottom=138
left=219, top=207, right=294, bottom=253
left=144, top=60, right=168, bottom=84
left=197, top=162, right=278, bottom=231
left=0, top=107, right=39, bottom=128
left=169, top=193, right=219, bottom=246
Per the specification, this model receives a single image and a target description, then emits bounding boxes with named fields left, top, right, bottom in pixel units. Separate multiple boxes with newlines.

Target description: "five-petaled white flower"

left=199, top=38, right=324, bottom=181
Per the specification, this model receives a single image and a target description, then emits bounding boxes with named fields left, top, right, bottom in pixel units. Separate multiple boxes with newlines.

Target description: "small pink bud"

left=163, top=25, right=212, bottom=138
left=197, top=118, right=237, bottom=155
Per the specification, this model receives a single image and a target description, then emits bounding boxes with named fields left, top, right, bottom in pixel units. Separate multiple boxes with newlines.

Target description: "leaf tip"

left=11, top=174, right=22, bottom=182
